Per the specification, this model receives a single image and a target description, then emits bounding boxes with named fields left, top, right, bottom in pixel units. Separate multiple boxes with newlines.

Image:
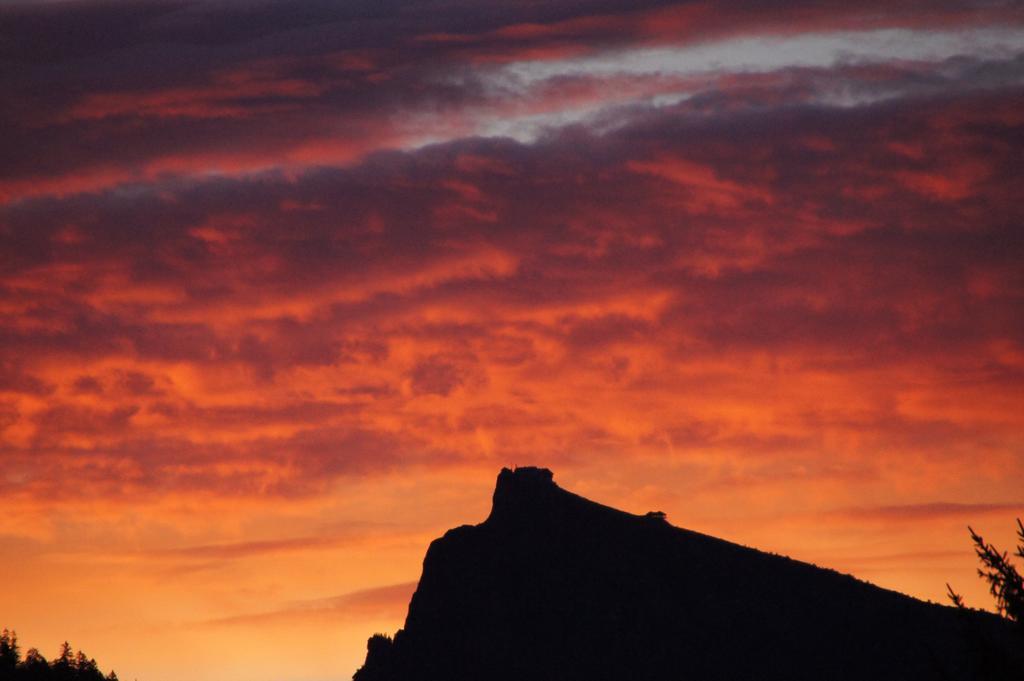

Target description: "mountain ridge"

left=355, top=467, right=1023, bottom=681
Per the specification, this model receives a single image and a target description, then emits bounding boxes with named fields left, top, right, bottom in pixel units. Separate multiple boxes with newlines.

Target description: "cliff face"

left=355, top=467, right=1023, bottom=681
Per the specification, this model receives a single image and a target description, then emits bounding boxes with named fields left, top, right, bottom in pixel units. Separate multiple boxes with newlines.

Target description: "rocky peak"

left=487, top=466, right=562, bottom=524
left=354, top=468, right=1024, bottom=681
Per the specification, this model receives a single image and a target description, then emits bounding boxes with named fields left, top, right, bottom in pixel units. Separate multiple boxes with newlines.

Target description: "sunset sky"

left=2, top=1, right=1023, bottom=679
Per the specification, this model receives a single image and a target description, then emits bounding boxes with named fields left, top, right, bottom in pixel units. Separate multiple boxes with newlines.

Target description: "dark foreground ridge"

left=355, top=467, right=1023, bottom=681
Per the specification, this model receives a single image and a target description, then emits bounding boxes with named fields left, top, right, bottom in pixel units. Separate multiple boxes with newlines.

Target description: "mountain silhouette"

left=354, top=467, right=1023, bottom=681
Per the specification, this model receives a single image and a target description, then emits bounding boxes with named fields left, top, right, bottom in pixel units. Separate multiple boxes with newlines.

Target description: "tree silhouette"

left=1, top=630, right=20, bottom=675
left=20, top=649, right=50, bottom=681
left=51, top=642, right=74, bottom=681
left=947, top=518, right=1024, bottom=627
left=73, top=651, right=103, bottom=681
left=0, top=633, right=121, bottom=681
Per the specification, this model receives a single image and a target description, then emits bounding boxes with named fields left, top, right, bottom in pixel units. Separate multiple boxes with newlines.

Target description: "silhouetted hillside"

left=354, top=467, right=1024, bottom=681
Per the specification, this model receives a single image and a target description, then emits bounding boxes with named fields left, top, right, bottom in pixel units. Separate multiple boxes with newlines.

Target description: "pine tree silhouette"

left=0, top=630, right=20, bottom=676
left=0, top=633, right=121, bottom=681
left=947, top=518, right=1024, bottom=628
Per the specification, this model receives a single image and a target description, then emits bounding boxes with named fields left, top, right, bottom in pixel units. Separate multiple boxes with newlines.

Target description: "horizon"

left=2, top=1, right=1023, bottom=679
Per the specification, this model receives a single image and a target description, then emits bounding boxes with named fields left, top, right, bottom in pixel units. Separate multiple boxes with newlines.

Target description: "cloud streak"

left=836, top=502, right=1024, bottom=522
left=203, top=582, right=418, bottom=627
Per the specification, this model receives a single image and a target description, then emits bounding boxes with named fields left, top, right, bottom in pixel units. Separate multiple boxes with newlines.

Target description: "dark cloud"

left=72, top=375, right=104, bottom=395
left=0, top=361, right=53, bottom=396
left=0, top=0, right=1019, bottom=203
left=409, top=355, right=467, bottom=396
left=0, top=0, right=1021, bottom=507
